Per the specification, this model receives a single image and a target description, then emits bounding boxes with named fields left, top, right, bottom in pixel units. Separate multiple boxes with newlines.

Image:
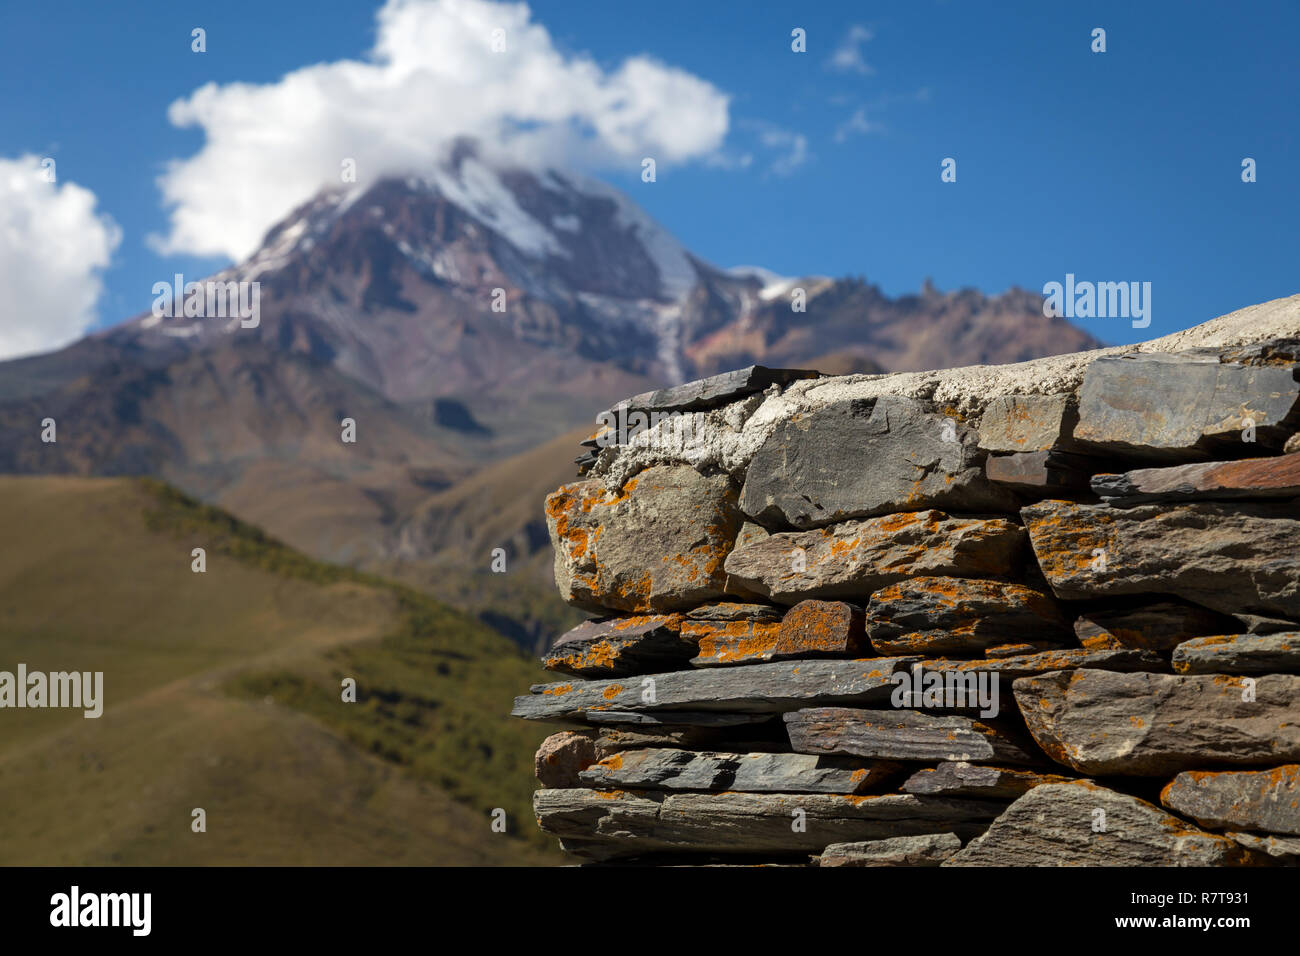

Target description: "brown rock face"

left=543, top=614, right=689, bottom=677
left=1074, top=600, right=1236, bottom=651
left=817, top=833, right=962, bottom=867
left=1013, top=669, right=1300, bottom=775
left=1021, top=498, right=1300, bottom=618
left=1171, top=632, right=1300, bottom=674
left=545, top=465, right=741, bottom=613
left=1092, top=451, right=1300, bottom=505
left=1161, top=766, right=1300, bottom=836
left=534, top=732, right=598, bottom=788
left=945, top=781, right=1268, bottom=867
left=723, top=510, right=1026, bottom=604
left=866, top=576, right=1069, bottom=655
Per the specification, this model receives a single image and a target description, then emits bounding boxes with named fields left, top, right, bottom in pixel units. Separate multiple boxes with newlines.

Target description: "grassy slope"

left=0, top=475, right=557, bottom=865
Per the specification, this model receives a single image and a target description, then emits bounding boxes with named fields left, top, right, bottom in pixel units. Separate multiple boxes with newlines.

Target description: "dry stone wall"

left=512, top=295, right=1300, bottom=866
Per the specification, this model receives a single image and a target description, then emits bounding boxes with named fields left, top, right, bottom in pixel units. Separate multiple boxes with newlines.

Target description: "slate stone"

left=583, top=711, right=774, bottom=728
left=535, top=732, right=597, bottom=789
left=685, top=602, right=783, bottom=622
left=866, top=576, right=1069, bottom=655
left=1073, top=347, right=1300, bottom=460
left=1021, top=498, right=1300, bottom=618
left=739, top=396, right=1019, bottom=529
left=604, top=366, right=820, bottom=419
left=512, top=657, right=918, bottom=721
left=533, top=789, right=1005, bottom=862
left=920, top=647, right=1166, bottom=682
left=902, top=762, right=1073, bottom=799
left=1172, top=632, right=1300, bottom=674
left=1092, top=452, right=1300, bottom=505
left=984, top=451, right=1093, bottom=495
left=784, top=707, right=1042, bottom=765
left=690, top=600, right=865, bottom=666
left=578, top=748, right=901, bottom=793
left=1013, top=669, right=1300, bottom=775
left=1074, top=600, right=1236, bottom=651
left=593, top=724, right=782, bottom=759
left=1161, top=766, right=1300, bottom=835
left=1226, top=831, right=1300, bottom=860
left=543, top=614, right=690, bottom=677
left=546, top=465, right=741, bottom=613
left=817, top=833, right=962, bottom=867
left=944, top=781, right=1267, bottom=866
left=977, top=394, right=1079, bottom=453
left=724, top=510, right=1026, bottom=605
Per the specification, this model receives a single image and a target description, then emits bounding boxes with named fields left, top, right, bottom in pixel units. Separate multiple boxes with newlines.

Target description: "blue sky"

left=1, top=0, right=1296, bottom=355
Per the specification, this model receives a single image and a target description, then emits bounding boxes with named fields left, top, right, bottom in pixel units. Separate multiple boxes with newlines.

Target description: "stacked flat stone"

left=512, top=307, right=1300, bottom=866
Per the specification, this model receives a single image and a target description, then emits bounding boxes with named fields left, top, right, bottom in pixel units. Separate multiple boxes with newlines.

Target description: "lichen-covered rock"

left=920, top=647, right=1165, bottom=682
left=533, top=789, right=1005, bottom=861
left=545, top=465, right=741, bottom=613
left=690, top=600, right=866, bottom=666
left=1074, top=600, right=1236, bottom=651
left=1021, top=498, right=1300, bottom=618
left=817, top=833, right=961, bottom=867
left=1013, top=669, right=1300, bottom=775
left=903, top=762, right=1072, bottom=799
left=724, top=510, right=1026, bottom=604
left=512, top=657, right=917, bottom=721
left=685, top=602, right=782, bottom=622
left=543, top=614, right=689, bottom=677
left=578, top=747, right=899, bottom=793
left=1074, top=346, right=1300, bottom=460
left=1092, top=451, right=1300, bottom=505
left=739, top=397, right=1019, bottom=528
left=944, top=781, right=1267, bottom=866
left=866, top=576, right=1069, bottom=655
left=534, top=731, right=597, bottom=788
left=784, top=707, right=1041, bottom=764
left=1161, top=766, right=1300, bottom=835
left=1171, top=632, right=1300, bottom=674
left=1227, top=831, right=1300, bottom=860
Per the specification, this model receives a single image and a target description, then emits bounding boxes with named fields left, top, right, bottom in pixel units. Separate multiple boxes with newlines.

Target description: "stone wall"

left=511, top=295, right=1300, bottom=866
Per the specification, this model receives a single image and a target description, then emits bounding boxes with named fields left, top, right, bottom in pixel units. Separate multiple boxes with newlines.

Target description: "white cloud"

left=154, top=0, right=731, bottom=261
left=830, top=25, right=875, bottom=75
left=759, top=128, right=809, bottom=176
left=833, top=108, right=880, bottom=142
left=0, top=155, right=121, bottom=361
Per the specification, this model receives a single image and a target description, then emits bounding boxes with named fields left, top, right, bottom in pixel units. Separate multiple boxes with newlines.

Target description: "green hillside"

left=0, top=475, right=557, bottom=865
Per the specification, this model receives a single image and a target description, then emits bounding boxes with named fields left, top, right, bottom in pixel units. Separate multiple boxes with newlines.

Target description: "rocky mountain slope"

left=514, top=293, right=1300, bottom=865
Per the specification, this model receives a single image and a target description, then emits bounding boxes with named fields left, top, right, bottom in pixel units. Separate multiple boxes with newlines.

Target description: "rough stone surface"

left=1022, top=498, right=1300, bottom=618
left=920, top=647, right=1166, bottom=682
left=817, top=833, right=961, bottom=867
left=1013, top=669, right=1300, bottom=775
left=1227, top=831, right=1300, bottom=859
left=1172, top=632, right=1300, bottom=674
left=945, top=781, right=1266, bottom=866
left=690, top=600, right=866, bottom=667
left=578, top=748, right=900, bottom=794
left=543, top=614, right=690, bottom=677
left=739, top=397, right=1019, bottom=528
left=978, top=394, right=1078, bottom=453
left=785, top=707, right=1041, bottom=764
left=534, top=789, right=1005, bottom=861
left=866, top=576, right=1069, bottom=655
left=984, top=450, right=1093, bottom=494
left=1074, top=601, right=1236, bottom=651
left=685, top=602, right=782, bottom=622
left=1074, top=347, right=1300, bottom=460
left=513, top=658, right=917, bottom=721
left=1161, top=766, right=1300, bottom=835
left=534, top=731, right=597, bottom=789
left=545, top=465, right=741, bottom=613
left=605, top=366, right=821, bottom=419
left=1093, top=452, right=1300, bottom=505
left=724, top=510, right=1026, bottom=604
left=903, top=762, right=1072, bottom=799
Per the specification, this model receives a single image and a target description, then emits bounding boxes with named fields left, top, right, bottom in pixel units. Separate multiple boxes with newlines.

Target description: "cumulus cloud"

left=830, top=25, right=875, bottom=75
left=154, top=0, right=732, bottom=261
left=0, top=155, right=121, bottom=361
